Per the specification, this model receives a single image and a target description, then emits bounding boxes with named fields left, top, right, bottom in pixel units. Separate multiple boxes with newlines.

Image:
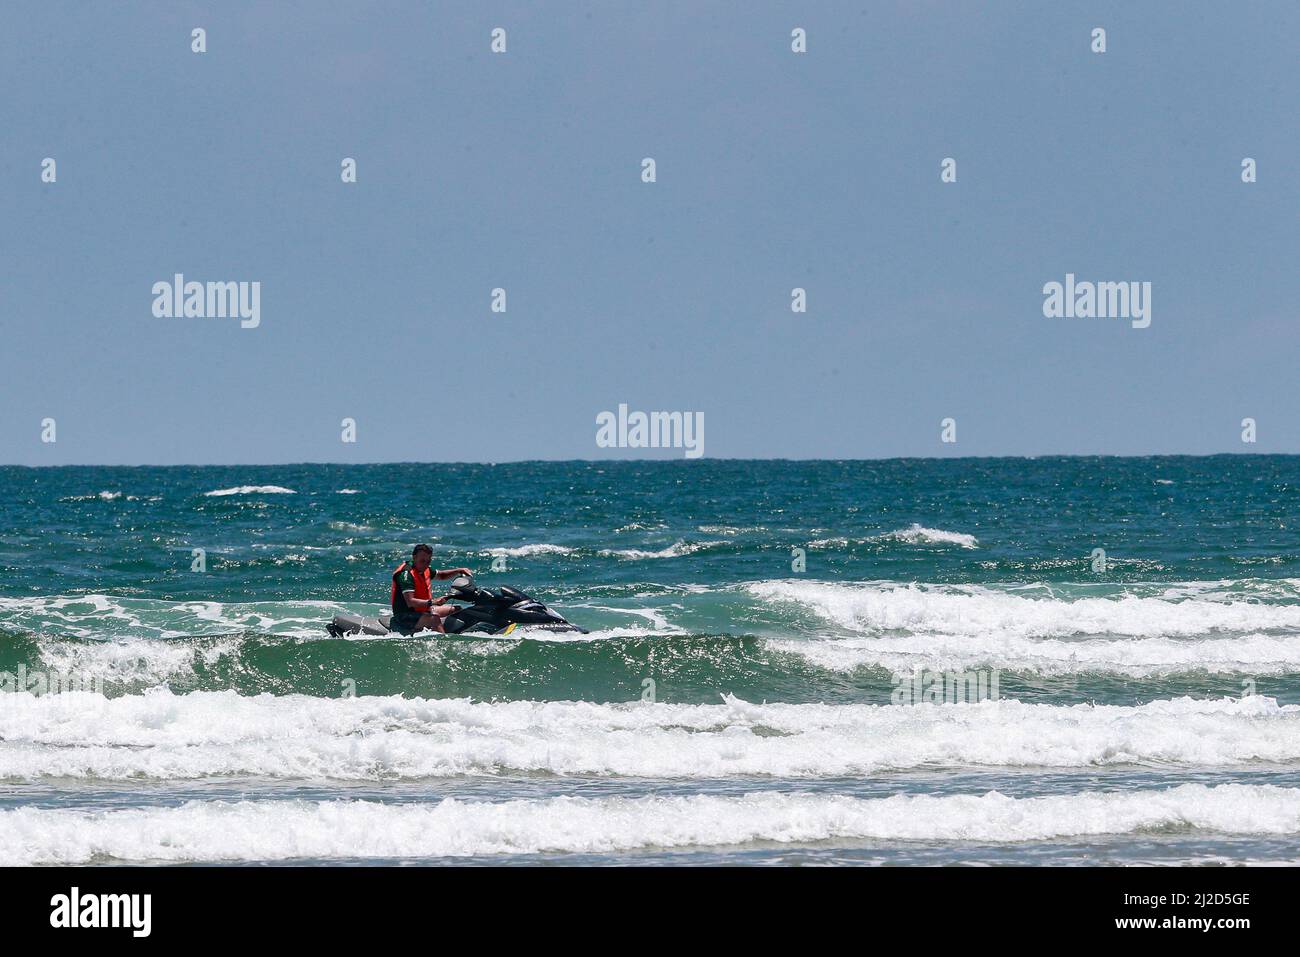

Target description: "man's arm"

left=397, top=567, right=441, bottom=612
left=401, top=589, right=435, bottom=612
left=433, top=567, right=472, bottom=580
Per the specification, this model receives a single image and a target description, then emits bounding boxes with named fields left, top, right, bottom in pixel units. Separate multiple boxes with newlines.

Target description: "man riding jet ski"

left=326, top=544, right=585, bottom=638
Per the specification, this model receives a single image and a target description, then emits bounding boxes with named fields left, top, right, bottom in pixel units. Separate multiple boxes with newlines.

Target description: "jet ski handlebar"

left=446, top=574, right=483, bottom=601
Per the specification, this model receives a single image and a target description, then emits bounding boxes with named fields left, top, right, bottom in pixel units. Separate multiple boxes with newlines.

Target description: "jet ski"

left=326, top=574, right=586, bottom=638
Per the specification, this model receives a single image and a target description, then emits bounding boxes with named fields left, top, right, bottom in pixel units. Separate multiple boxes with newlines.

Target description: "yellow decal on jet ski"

left=502, top=623, right=517, bottom=636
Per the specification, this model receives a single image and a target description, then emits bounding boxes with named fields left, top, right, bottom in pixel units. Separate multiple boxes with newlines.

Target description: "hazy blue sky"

left=3, top=1, right=1297, bottom=464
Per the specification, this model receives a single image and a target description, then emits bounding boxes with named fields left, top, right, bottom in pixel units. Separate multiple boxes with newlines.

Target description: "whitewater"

left=3, top=457, right=1300, bottom=864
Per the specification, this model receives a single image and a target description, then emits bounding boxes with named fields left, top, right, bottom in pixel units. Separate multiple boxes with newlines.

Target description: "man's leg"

left=417, top=604, right=457, bottom=634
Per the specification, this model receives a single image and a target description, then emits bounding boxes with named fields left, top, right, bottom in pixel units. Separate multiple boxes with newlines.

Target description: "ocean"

left=1, top=457, right=1299, bottom=866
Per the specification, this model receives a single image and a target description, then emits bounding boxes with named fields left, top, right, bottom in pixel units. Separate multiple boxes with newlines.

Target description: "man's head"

left=411, top=543, right=433, bottom=571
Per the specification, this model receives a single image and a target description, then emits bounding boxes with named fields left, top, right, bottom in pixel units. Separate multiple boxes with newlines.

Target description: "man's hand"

left=435, top=567, right=473, bottom=580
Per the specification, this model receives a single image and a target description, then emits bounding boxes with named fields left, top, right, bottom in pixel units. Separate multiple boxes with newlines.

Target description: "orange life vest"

left=392, top=562, right=433, bottom=613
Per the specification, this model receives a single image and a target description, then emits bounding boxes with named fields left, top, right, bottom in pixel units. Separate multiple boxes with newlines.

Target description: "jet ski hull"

left=326, top=612, right=393, bottom=637
left=326, top=613, right=583, bottom=638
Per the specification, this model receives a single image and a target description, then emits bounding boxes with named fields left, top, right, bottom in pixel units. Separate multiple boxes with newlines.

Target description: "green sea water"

left=2, top=457, right=1299, bottom=865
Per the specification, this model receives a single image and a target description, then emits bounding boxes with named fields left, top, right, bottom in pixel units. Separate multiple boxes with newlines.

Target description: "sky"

left=2, top=1, right=1298, bottom=465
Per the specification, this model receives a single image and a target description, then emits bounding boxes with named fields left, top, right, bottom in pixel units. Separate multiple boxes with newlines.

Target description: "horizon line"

left=1, top=451, right=1294, bottom=469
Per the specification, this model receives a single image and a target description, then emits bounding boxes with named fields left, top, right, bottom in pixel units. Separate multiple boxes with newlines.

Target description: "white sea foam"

left=0, top=594, right=150, bottom=640
left=751, top=579, right=1300, bottom=674
left=599, top=541, right=724, bottom=560
left=202, top=485, right=297, bottom=497
left=0, top=691, right=1295, bottom=782
left=0, top=594, right=350, bottom=644
left=60, top=491, right=138, bottom=502
left=34, top=635, right=244, bottom=686
left=482, top=544, right=576, bottom=558
left=578, top=605, right=676, bottom=632
left=327, top=521, right=374, bottom=533
left=876, top=524, right=979, bottom=548
left=772, top=631, right=1300, bottom=676
left=2, top=783, right=1297, bottom=864
left=750, top=580, right=1300, bottom=638
left=810, top=525, right=979, bottom=549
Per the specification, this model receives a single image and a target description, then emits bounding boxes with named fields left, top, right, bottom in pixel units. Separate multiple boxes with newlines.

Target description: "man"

left=390, top=545, right=472, bottom=635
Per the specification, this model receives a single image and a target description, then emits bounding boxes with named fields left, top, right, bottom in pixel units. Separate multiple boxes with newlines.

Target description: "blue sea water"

left=1, top=457, right=1299, bottom=865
